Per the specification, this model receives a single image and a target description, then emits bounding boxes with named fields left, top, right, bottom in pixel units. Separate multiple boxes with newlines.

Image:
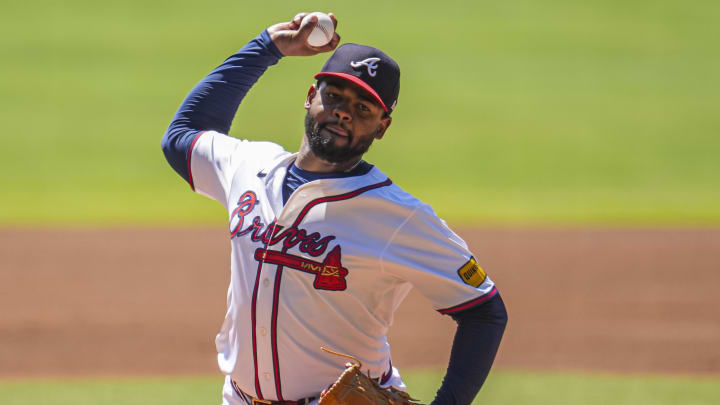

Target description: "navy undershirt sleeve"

left=161, top=30, right=283, bottom=184
left=431, top=293, right=508, bottom=405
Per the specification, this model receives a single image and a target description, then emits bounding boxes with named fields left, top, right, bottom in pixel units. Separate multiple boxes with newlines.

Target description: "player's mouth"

left=323, top=124, right=349, bottom=138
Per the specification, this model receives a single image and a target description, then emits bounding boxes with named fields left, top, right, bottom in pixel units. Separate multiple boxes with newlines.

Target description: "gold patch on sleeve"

left=457, top=257, right=486, bottom=288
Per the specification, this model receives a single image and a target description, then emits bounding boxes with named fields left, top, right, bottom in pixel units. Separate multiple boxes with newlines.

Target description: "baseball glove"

left=318, top=347, right=420, bottom=405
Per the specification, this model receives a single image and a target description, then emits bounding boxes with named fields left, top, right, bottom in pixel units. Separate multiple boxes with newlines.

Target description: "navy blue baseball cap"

left=315, top=43, right=400, bottom=113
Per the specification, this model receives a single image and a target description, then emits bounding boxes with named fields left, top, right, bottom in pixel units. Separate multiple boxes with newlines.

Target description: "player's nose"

left=333, top=105, right=352, bottom=123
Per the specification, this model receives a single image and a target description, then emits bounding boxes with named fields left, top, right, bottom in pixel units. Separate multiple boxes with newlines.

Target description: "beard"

left=304, top=112, right=376, bottom=164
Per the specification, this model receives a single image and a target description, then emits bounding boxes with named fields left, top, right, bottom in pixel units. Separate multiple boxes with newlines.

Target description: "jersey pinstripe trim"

left=270, top=263, right=284, bottom=400
left=291, top=178, right=393, bottom=228
left=250, top=258, right=265, bottom=399
left=437, top=286, right=499, bottom=315
left=186, top=131, right=206, bottom=191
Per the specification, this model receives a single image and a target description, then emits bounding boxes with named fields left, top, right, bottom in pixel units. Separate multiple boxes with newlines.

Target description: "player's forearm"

left=162, top=29, right=283, bottom=182
left=431, top=293, right=508, bottom=405
left=166, top=29, right=283, bottom=135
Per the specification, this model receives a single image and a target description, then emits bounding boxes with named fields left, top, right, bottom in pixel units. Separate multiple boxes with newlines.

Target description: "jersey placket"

left=252, top=257, right=279, bottom=398
left=251, top=182, right=316, bottom=401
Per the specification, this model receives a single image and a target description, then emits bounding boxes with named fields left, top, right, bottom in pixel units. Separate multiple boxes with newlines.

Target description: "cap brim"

left=314, top=72, right=389, bottom=113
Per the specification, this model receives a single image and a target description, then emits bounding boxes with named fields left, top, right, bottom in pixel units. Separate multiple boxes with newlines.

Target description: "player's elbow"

left=162, top=118, right=185, bottom=151
left=162, top=111, right=198, bottom=151
left=161, top=122, right=192, bottom=158
left=161, top=128, right=171, bottom=153
left=161, top=123, right=202, bottom=183
left=161, top=126, right=178, bottom=162
left=490, top=292, right=508, bottom=328
left=450, top=292, right=508, bottom=328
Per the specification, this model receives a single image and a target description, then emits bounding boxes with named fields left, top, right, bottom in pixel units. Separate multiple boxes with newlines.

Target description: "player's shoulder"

left=364, top=167, right=433, bottom=216
left=196, top=130, right=290, bottom=164
left=199, top=130, right=287, bottom=153
left=360, top=170, right=461, bottom=249
left=364, top=168, right=466, bottom=250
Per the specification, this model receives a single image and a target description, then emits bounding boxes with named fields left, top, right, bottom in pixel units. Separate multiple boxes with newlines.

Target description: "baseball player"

left=162, top=12, right=507, bottom=405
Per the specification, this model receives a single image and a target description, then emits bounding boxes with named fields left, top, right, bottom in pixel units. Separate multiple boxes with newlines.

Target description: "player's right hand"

left=267, top=12, right=340, bottom=57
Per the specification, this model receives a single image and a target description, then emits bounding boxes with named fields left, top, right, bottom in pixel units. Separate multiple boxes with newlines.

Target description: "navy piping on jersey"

left=250, top=258, right=266, bottom=399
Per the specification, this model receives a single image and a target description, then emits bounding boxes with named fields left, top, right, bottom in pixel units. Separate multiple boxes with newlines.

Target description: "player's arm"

left=430, top=293, right=508, bottom=405
left=161, top=13, right=340, bottom=184
left=380, top=204, right=508, bottom=404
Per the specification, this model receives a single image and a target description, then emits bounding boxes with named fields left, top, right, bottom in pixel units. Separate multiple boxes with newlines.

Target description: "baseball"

left=305, top=12, right=334, bottom=47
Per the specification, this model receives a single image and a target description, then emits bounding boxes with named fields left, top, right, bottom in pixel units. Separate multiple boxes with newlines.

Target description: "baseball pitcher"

left=162, top=12, right=507, bottom=405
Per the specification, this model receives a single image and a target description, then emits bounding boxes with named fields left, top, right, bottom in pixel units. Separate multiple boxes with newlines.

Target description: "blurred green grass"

left=1, top=0, right=718, bottom=226
left=1, top=370, right=718, bottom=405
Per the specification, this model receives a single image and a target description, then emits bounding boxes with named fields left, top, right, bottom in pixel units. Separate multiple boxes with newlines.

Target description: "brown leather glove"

left=318, top=348, right=420, bottom=405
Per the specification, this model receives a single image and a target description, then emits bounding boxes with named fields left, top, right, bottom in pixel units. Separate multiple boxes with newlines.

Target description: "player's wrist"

left=261, top=29, right=285, bottom=60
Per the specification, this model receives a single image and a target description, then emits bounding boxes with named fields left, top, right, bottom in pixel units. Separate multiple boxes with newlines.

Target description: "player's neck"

left=296, top=143, right=363, bottom=174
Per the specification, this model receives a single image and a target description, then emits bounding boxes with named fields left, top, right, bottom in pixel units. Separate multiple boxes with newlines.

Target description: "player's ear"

left=375, top=116, right=392, bottom=140
left=304, top=84, right=318, bottom=109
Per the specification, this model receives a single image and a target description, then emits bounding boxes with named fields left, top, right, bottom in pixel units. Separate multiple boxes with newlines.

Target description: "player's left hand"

left=267, top=12, right=340, bottom=57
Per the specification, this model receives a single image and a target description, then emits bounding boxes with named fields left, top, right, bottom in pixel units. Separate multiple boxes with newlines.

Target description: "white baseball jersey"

left=188, top=130, right=497, bottom=402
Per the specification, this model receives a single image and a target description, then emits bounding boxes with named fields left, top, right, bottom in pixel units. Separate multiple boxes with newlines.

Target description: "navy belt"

left=232, top=380, right=317, bottom=405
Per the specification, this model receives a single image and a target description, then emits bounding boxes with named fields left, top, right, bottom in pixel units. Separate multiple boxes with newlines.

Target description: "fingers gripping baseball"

left=268, top=12, right=340, bottom=56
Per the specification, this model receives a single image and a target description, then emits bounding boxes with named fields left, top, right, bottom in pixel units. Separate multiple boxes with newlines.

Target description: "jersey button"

left=264, top=372, right=271, bottom=381
left=259, top=327, right=267, bottom=336
left=263, top=278, right=270, bottom=287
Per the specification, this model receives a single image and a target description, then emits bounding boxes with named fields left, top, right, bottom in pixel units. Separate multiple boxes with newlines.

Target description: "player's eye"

left=357, top=103, right=370, bottom=112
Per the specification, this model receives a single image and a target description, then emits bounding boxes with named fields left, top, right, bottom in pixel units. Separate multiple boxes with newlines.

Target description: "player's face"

left=304, top=78, right=391, bottom=164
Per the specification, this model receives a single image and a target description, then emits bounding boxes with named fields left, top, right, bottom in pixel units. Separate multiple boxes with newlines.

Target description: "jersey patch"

left=457, top=257, right=486, bottom=288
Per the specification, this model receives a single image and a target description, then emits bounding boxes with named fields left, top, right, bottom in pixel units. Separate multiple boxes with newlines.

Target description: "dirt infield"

left=1, top=228, right=719, bottom=377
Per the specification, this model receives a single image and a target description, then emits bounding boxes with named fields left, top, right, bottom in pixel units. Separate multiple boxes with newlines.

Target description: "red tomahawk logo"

left=254, top=246, right=348, bottom=291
